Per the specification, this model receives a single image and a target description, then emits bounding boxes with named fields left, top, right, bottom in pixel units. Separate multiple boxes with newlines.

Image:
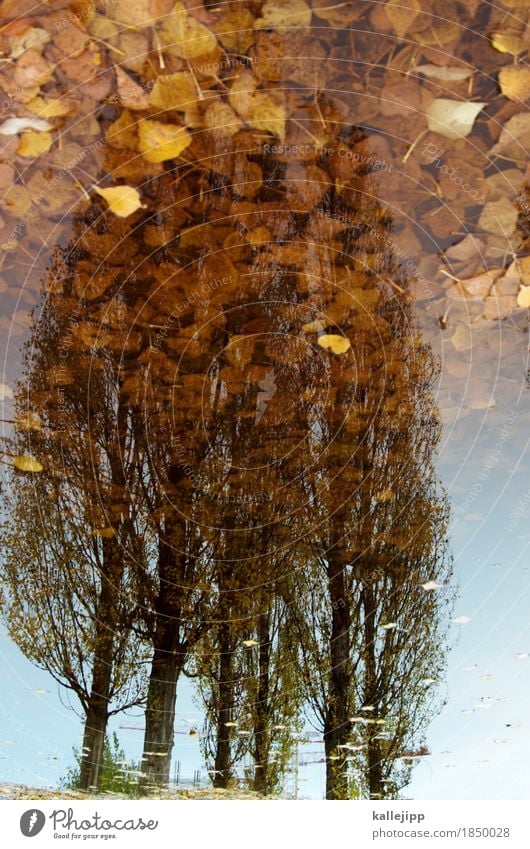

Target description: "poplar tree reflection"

left=1, top=112, right=451, bottom=800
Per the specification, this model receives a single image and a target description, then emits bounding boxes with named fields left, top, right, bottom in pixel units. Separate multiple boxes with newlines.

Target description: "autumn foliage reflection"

left=1, top=109, right=452, bottom=800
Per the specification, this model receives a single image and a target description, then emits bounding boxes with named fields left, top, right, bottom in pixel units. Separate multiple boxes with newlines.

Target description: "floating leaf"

left=460, top=272, right=495, bottom=299
left=450, top=323, right=472, bottom=352
left=149, top=72, right=197, bottom=111
left=93, top=185, right=145, bottom=218
left=491, top=112, right=530, bottom=158
left=26, top=97, right=72, bottom=118
left=159, top=2, right=219, bottom=61
left=479, top=197, right=518, bottom=237
left=491, top=31, right=528, bottom=56
left=0, top=117, right=52, bottom=135
left=255, top=0, right=312, bottom=30
left=302, top=319, right=325, bottom=333
left=0, top=383, right=13, bottom=401
left=426, top=99, right=486, bottom=140
left=317, top=334, right=351, bottom=354
left=380, top=622, right=397, bottom=630
left=16, top=130, right=52, bottom=157
left=13, top=454, right=43, bottom=473
left=213, top=8, right=254, bottom=52
left=242, top=639, right=258, bottom=646
left=516, top=286, right=530, bottom=308
left=115, top=67, right=150, bottom=111
left=415, top=64, right=474, bottom=82
left=113, top=0, right=154, bottom=28
left=421, top=580, right=441, bottom=591
left=498, top=65, right=530, bottom=102
left=246, top=93, right=286, bottom=140
left=9, top=26, right=50, bottom=58
left=384, top=0, right=421, bottom=37
left=138, top=119, right=192, bottom=163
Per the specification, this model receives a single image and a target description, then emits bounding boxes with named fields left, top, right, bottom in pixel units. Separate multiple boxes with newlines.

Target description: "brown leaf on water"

left=490, top=112, right=530, bottom=158
left=112, top=0, right=155, bottom=29
left=115, top=67, right=150, bottom=111
left=478, top=197, right=518, bottom=237
left=384, top=0, right=421, bottom=37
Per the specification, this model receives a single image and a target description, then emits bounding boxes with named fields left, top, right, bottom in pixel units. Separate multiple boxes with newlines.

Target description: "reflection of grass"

left=53, top=733, right=272, bottom=799
left=61, top=732, right=141, bottom=797
left=0, top=783, right=270, bottom=800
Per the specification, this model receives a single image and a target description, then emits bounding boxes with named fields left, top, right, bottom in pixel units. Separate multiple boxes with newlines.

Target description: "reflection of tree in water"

left=0, top=108, right=452, bottom=799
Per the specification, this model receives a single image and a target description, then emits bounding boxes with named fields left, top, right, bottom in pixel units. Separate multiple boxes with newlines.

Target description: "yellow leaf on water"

left=426, top=99, right=485, bottom=140
left=302, top=319, right=325, bottom=333
left=93, top=185, right=145, bottom=218
left=317, top=334, right=351, bottom=354
left=491, top=31, right=528, bottom=56
left=16, top=130, right=52, bottom=157
left=516, top=285, right=530, bottom=308
left=138, top=119, right=192, bottom=163
left=254, top=0, right=312, bottom=30
left=498, top=65, right=530, bottom=102
left=214, top=8, right=254, bottom=53
left=149, top=72, right=197, bottom=112
left=13, top=454, right=43, bottom=473
left=26, top=96, right=72, bottom=118
left=159, top=2, right=219, bottom=62
left=246, top=93, right=286, bottom=139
